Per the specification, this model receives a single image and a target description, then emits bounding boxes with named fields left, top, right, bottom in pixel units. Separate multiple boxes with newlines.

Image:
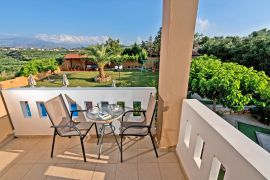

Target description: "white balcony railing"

left=177, top=99, right=270, bottom=180
left=2, top=88, right=270, bottom=179
left=2, top=87, right=156, bottom=136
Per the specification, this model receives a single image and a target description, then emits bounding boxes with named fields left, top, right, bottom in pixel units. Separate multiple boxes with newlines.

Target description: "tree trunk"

left=212, top=99, right=217, bottom=112
left=98, top=66, right=106, bottom=79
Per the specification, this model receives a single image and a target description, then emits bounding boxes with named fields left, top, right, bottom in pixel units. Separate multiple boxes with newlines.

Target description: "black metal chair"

left=120, top=93, right=158, bottom=162
left=44, top=94, right=98, bottom=162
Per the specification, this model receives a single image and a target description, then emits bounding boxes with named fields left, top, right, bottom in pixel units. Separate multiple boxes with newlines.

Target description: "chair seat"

left=121, top=127, right=148, bottom=136
left=60, top=129, right=89, bottom=136
left=58, top=122, right=93, bottom=136
left=75, top=121, right=94, bottom=130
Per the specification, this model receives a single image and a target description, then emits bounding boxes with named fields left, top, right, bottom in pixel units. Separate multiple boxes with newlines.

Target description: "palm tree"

left=82, top=45, right=119, bottom=81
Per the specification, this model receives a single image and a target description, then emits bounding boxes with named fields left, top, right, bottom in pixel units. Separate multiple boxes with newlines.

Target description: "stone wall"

left=0, top=70, right=59, bottom=89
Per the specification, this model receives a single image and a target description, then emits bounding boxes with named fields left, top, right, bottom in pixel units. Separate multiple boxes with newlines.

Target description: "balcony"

left=0, top=87, right=269, bottom=179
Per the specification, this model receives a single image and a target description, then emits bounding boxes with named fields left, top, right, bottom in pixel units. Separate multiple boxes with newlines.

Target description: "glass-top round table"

left=86, top=104, right=124, bottom=159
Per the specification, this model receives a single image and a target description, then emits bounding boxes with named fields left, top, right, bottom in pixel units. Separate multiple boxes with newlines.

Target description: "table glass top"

left=86, top=104, right=124, bottom=121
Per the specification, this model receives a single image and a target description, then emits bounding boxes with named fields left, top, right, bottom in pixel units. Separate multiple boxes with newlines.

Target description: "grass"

left=237, top=121, right=270, bottom=144
left=36, top=70, right=159, bottom=87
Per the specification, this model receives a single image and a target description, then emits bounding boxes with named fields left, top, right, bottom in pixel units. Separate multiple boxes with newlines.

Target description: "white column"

left=157, top=0, right=199, bottom=148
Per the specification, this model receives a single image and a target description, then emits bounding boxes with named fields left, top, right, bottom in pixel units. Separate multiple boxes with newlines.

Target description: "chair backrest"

left=145, top=93, right=157, bottom=126
left=64, top=94, right=87, bottom=122
left=44, top=94, right=71, bottom=135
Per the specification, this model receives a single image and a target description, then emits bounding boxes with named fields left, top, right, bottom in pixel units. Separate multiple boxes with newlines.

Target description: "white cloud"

left=196, top=17, right=210, bottom=32
left=35, top=34, right=109, bottom=44
left=136, top=37, right=143, bottom=44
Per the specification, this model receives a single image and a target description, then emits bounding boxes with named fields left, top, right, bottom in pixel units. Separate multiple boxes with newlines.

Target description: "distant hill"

left=0, top=34, right=92, bottom=49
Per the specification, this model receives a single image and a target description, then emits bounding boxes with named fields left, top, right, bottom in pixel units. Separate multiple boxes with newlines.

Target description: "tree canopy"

left=122, top=43, right=148, bottom=64
left=197, top=29, right=270, bottom=75
left=189, top=55, right=270, bottom=114
left=19, top=58, right=58, bottom=77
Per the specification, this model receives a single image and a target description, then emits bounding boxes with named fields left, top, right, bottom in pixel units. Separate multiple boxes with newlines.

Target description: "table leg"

left=98, top=124, right=105, bottom=159
left=109, top=123, right=120, bottom=150
left=97, top=126, right=103, bottom=145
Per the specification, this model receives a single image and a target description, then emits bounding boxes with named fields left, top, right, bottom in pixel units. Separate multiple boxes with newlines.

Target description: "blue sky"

left=197, top=0, right=270, bottom=36
left=0, top=0, right=270, bottom=45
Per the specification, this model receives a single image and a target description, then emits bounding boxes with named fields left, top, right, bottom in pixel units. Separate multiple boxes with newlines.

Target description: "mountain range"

left=0, top=34, right=107, bottom=49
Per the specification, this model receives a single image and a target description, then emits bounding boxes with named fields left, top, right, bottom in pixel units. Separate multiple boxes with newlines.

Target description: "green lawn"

left=36, top=70, right=159, bottom=87
left=237, top=121, right=270, bottom=144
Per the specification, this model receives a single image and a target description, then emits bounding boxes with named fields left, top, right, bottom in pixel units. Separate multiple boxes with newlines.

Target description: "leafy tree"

left=197, top=29, right=270, bottom=75
left=82, top=45, right=119, bottom=80
left=18, top=58, right=58, bottom=76
left=190, top=55, right=253, bottom=111
left=153, top=27, right=162, bottom=56
left=105, top=38, right=122, bottom=55
left=141, top=27, right=162, bottom=57
left=122, top=43, right=148, bottom=64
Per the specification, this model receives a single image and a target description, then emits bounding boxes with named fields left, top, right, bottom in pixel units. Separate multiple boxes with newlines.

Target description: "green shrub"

left=19, top=58, right=58, bottom=77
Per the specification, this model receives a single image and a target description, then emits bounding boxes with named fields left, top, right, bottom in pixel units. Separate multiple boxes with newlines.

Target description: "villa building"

left=61, top=53, right=97, bottom=71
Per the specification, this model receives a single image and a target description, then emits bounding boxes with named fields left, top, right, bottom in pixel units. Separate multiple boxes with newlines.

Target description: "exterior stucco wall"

left=0, top=92, right=13, bottom=143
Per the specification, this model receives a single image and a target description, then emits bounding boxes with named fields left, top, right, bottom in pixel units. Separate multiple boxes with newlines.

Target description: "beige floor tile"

left=0, top=164, right=33, bottom=180
left=121, top=137, right=139, bottom=151
left=138, top=149, right=158, bottom=163
left=138, top=163, right=161, bottom=180
left=36, top=151, right=59, bottom=164
left=115, top=163, right=138, bottom=180
left=16, top=150, right=45, bottom=164
left=137, top=137, right=154, bottom=150
left=3, top=138, right=40, bottom=150
left=69, top=162, right=95, bottom=180
left=157, top=151, right=179, bottom=163
left=121, top=149, right=138, bottom=163
left=22, top=163, right=50, bottom=180
left=0, top=164, right=12, bottom=177
left=56, top=150, right=87, bottom=164
left=92, top=164, right=117, bottom=180
left=159, top=163, right=185, bottom=180
left=44, top=163, right=76, bottom=179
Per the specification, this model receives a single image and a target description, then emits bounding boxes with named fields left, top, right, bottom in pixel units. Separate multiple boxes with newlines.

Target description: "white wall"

left=177, top=99, right=270, bottom=180
left=2, top=87, right=156, bottom=136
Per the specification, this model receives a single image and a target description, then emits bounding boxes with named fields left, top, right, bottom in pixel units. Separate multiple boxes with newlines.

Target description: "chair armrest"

left=122, top=110, right=146, bottom=122
left=70, top=109, right=88, bottom=113
left=123, top=110, right=146, bottom=116
left=70, top=109, right=88, bottom=119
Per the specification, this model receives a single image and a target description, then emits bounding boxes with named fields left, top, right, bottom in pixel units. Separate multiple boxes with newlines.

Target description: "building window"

left=193, top=135, right=205, bottom=168
left=209, top=157, right=226, bottom=180
left=70, top=103, right=78, bottom=117
left=20, top=101, right=32, bottom=118
left=36, top=102, right=47, bottom=118
left=184, top=121, right=192, bottom=148
left=133, top=101, right=141, bottom=116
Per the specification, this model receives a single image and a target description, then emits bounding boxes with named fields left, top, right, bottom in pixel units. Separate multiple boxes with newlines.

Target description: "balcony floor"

left=0, top=136, right=184, bottom=180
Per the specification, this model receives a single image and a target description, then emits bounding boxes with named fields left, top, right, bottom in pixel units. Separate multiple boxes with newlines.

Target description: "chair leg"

left=51, top=130, right=56, bottom=158
left=80, top=136, right=86, bottom=162
left=149, top=131, right=158, bottom=158
left=120, top=134, right=123, bottom=162
left=94, top=123, right=99, bottom=139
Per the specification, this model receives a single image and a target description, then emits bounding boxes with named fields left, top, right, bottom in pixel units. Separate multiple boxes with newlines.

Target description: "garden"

left=36, top=70, right=158, bottom=87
